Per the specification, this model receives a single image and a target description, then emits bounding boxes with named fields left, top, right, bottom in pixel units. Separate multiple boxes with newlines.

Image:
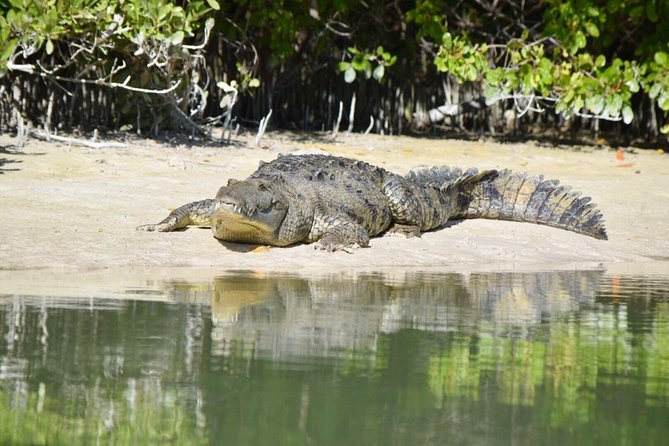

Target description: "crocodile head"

left=211, top=176, right=290, bottom=245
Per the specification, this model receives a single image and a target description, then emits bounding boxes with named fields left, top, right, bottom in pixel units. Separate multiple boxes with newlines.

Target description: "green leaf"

left=555, top=100, right=567, bottom=115
left=654, top=51, right=669, bottom=67
left=171, top=31, right=184, bottom=45
left=584, top=22, right=599, bottom=38
left=606, top=94, right=624, bottom=116
left=0, top=38, right=18, bottom=62
left=630, top=5, right=644, bottom=20
left=622, top=105, right=633, bottom=124
left=337, top=62, right=350, bottom=72
left=595, top=54, right=606, bottom=68
left=207, top=0, right=221, bottom=10
left=441, top=32, right=452, bottom=46
left=465, top=64, right=477, bottom=82
left=648, top=83, right=662, bottom=99
left=483, top=85, right=500, bottom=103
left=563, top=89, right=575, bottom=104
left=586, top=6, right=600, bottom=17
left=45, top=39, right=54, bottom=55
left=660, top=124, right=669, bottom=134
left=574, top=31, right=587, bottom=51
left=586, top=95, right=605, bottom=114
left=363, top=60, right=373, bottom=79
left=158, top=4, right=172, bottom=21
left=344, top=66, right=356, bottom=83
left=372, top=64, right=385, bottom=81
left=625, top=80, right=639, bottom=93
left=485, top=68, right=502, bottom=85
left=659, top=94, right=669, bottom=111
left=217, top=81, right=236, bottom=93
left=351, top=56, right=366, bottom=71
left=249, top=78, right=260, bottom=88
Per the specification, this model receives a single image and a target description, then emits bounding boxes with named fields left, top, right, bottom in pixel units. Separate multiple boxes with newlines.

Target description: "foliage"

left=0, top=0, right=226, bottom=134
left=337, top=46, right=397, bottom=83
left=427, top=0, right=669, bottom=131
left=0, top=0, right=216, bottom=68
left=434, top=33, right=488, bottom=83
left=0, top=0, right=668, bottom=139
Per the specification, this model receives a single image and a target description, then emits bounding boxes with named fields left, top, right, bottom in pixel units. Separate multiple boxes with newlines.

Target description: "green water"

left=1, top=270, right=668, bottom=445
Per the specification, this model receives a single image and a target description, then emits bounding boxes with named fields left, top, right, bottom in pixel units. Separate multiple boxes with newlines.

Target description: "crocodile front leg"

left=311, top=217, right=371, bottom=252
left=137, top=199, right=215, bottom=232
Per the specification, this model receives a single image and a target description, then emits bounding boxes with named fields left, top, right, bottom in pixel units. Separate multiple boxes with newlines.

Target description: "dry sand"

left=1, top=131, right=668, bottom=296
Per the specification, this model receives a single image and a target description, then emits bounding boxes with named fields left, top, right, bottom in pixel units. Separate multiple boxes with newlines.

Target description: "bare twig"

left=487, top=92, right=623, bottom=122
left=514, top=93, right=537, bottom=118
left=29, top=130, right=127, bottom=148
left=256, top=109, right=273, bottom=145
left=346, top=93, right=356, bottom=134
left=332, top=101, right=343, bottom=137
left=45, top=91, right=55, bottom=140
left=325, top=20, right=351, bottom=37
left=222, top=88, right=238, bottom=144
left=364, top=116, right=375, bottom=135
left=574, top=111, right=622, bottom=122
left=15, top=110, right=28, bottom=148
left=485, top=92, right=558, bottom=105
left=182, top=19, right=213, bottom=50
left=7, top=58, right=183, bottom=94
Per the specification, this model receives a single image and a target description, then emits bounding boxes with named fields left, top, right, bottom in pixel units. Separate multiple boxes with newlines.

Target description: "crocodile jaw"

left=211, top=201, right=288, bottom=245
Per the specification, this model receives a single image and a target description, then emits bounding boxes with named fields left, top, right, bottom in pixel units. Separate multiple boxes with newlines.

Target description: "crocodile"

left=137, top=153, right=607, bottom=251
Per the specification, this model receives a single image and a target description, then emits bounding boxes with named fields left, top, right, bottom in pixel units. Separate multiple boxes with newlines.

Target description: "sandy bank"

left=1, top=131, right=668, bottom=288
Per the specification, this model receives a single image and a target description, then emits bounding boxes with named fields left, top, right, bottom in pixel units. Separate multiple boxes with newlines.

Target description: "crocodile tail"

left=449, top=170, right=608, bottom=240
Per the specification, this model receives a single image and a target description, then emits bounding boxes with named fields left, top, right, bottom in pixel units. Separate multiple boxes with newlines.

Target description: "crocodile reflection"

left=198, top=270, right=603, bottom=362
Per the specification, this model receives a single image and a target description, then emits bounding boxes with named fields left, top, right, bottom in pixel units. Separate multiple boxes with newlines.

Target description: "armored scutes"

left=137, top=154, right=607, bottom=251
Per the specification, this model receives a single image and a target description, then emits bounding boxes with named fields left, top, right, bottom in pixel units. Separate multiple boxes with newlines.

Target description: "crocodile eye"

left=257, top=183, right=267, bottom=191
left=271, top=198, right=287, bottom=210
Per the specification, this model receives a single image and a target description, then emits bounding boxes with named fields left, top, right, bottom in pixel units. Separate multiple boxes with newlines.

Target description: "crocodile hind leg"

left=387, top=224, right=422, bottom=238
left=137, top=199, right=215, bottom=232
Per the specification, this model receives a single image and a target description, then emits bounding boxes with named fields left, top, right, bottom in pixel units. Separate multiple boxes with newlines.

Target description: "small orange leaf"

left=615, top=150, right=624, bottom=161
left=250, top=245, right=271, bottom=253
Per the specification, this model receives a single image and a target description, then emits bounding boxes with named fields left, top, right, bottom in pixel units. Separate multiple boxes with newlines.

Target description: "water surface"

left=1, top=270, right=668, bottom=445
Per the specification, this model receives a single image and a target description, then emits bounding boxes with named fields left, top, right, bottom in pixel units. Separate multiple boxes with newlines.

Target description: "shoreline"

left=1, top=131, right=668, bottom=292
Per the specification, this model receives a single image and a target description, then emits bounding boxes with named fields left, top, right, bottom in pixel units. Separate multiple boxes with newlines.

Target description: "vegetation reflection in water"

left=1, top=270, right=669, bottom=445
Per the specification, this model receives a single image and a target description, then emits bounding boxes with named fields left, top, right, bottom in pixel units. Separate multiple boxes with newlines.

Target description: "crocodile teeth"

left=216, top=202, right=250, bottom=218
left=226, top=203, right=254, bottom=218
